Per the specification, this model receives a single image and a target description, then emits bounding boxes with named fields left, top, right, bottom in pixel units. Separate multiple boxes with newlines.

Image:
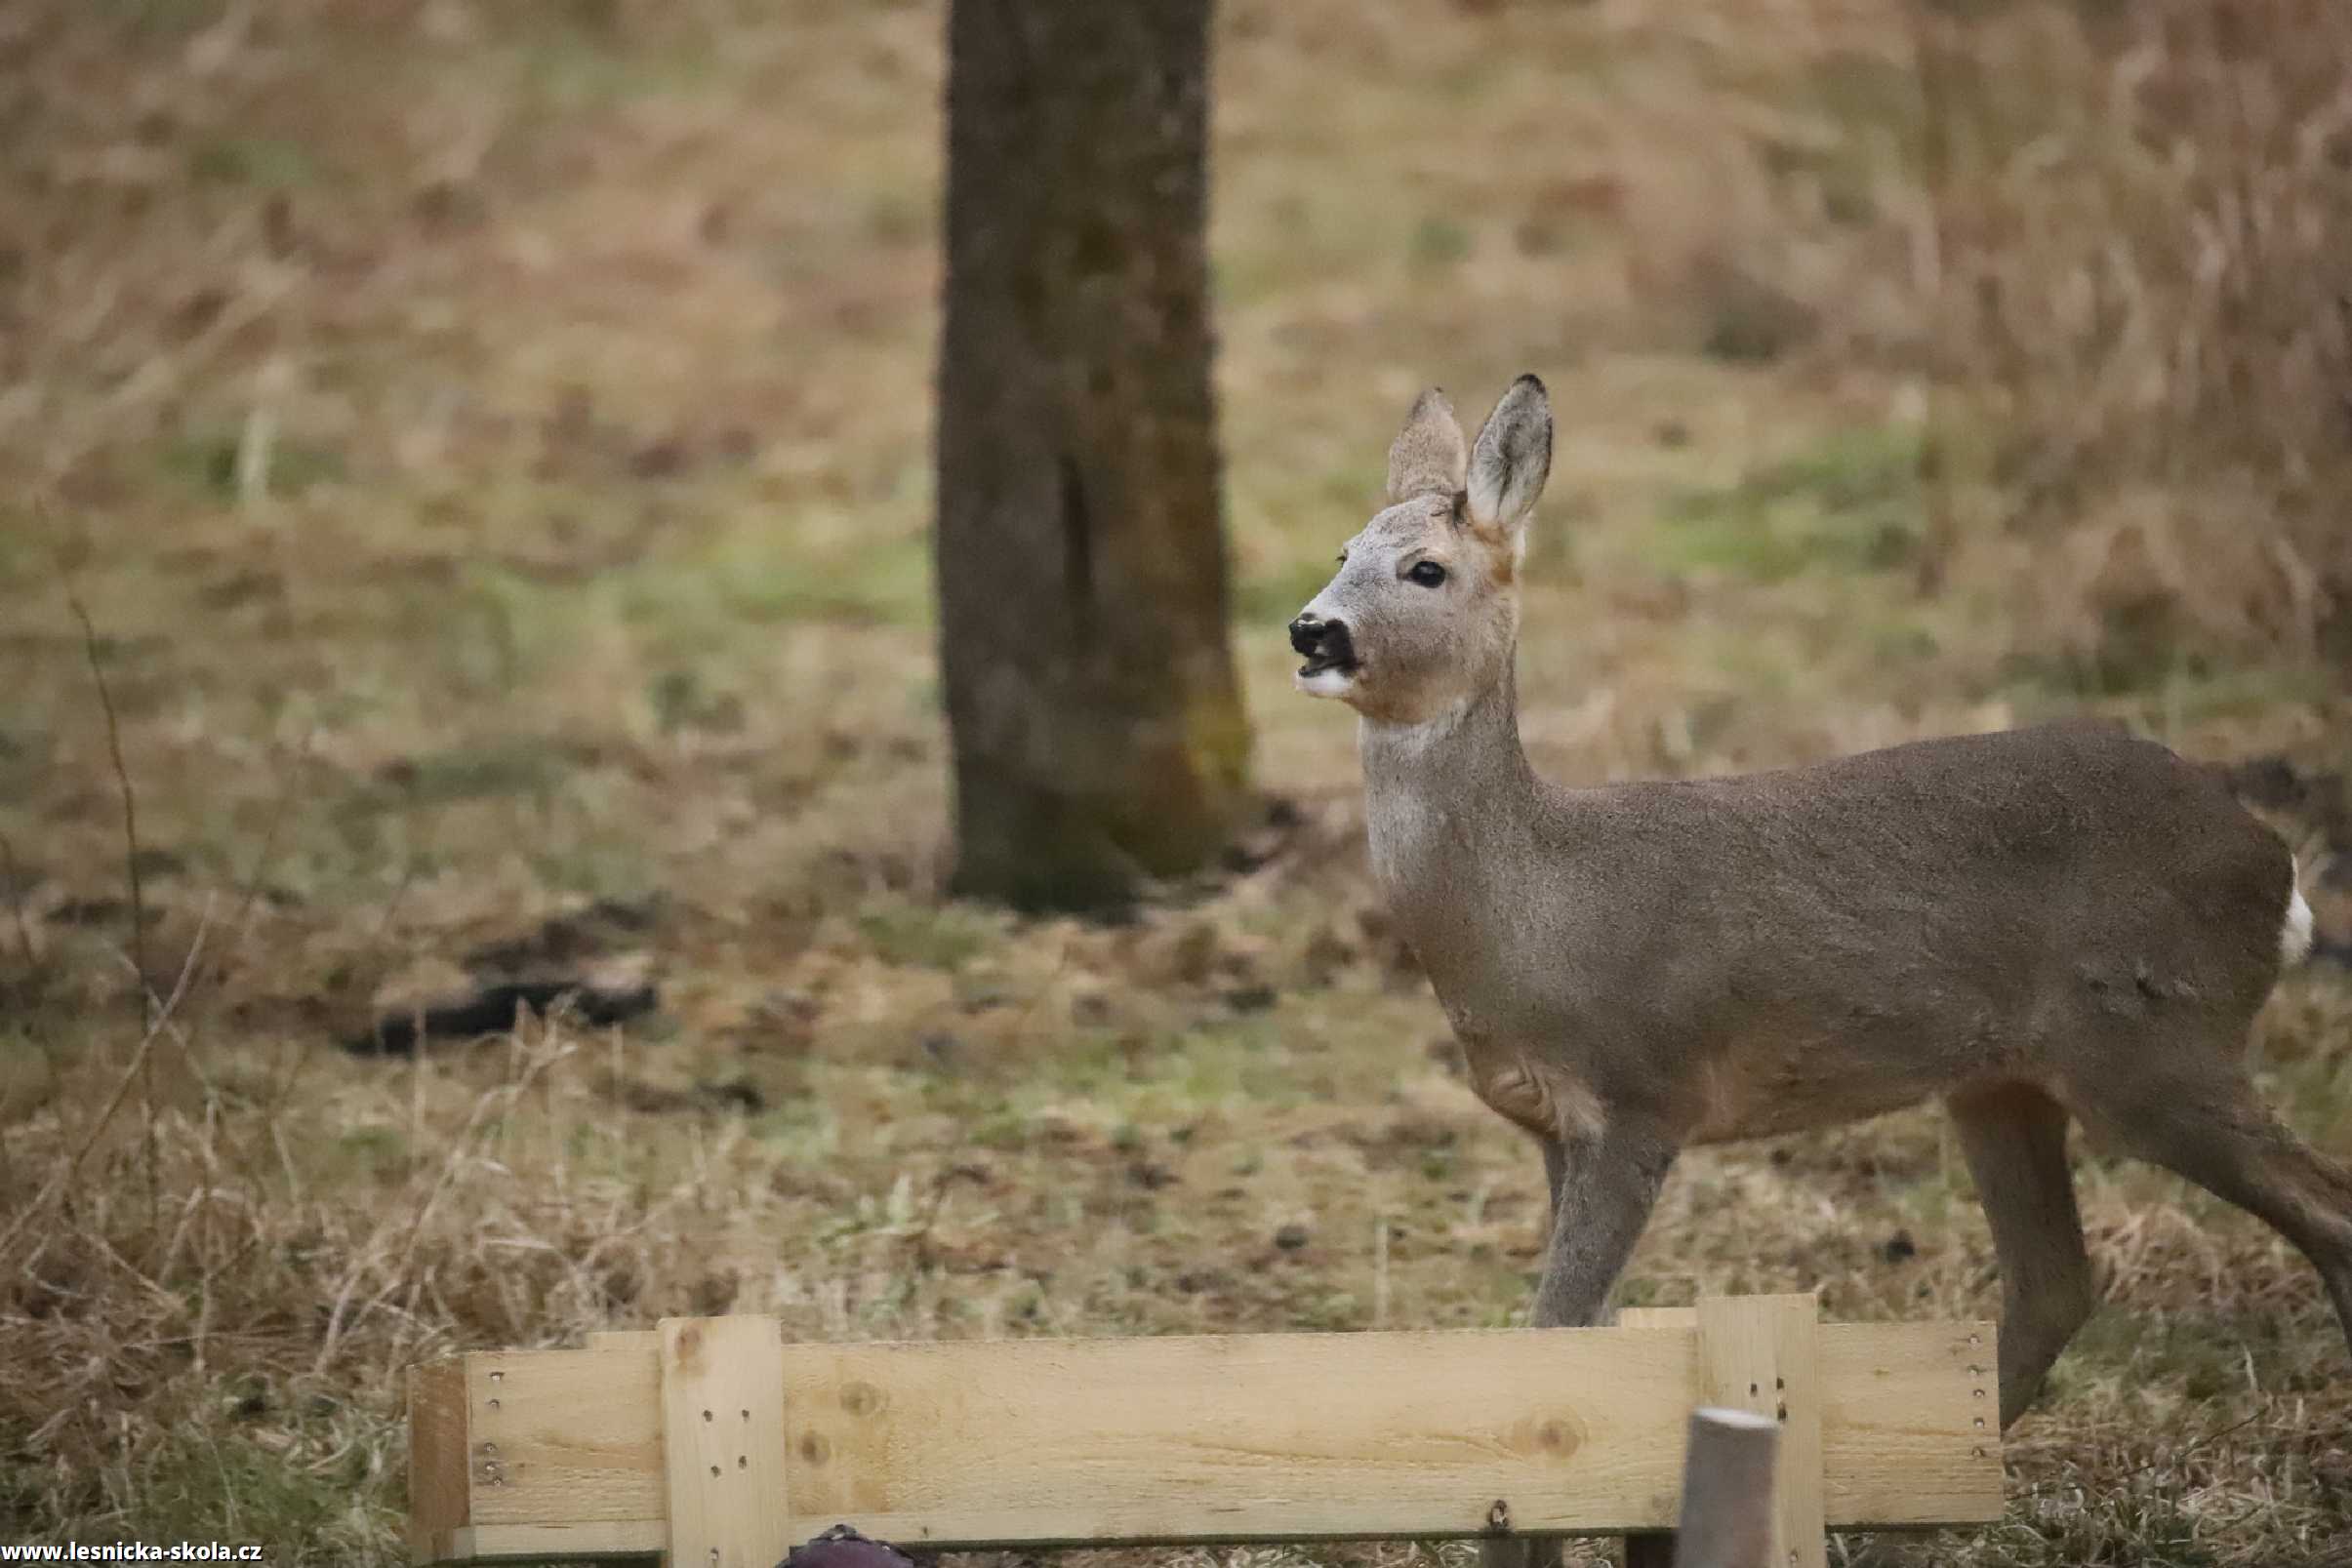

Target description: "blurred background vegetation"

left=3, top=1, right=2350, bottom=1564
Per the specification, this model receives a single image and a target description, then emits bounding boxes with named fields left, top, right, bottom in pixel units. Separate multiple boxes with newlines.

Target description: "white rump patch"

left=1295, top=666, right=1355, bottom=699
left=2282, top=859, right=2315, bottom=966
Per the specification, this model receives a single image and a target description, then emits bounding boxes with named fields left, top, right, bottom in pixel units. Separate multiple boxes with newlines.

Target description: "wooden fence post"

left=662, top=1315, right=792, bottom=1568
left=1615, top=1296, right=1826, bottom=1568
left=1694, top=1295, right=1824, bottom=1568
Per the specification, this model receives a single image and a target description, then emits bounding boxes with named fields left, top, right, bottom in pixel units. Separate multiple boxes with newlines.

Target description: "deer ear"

left=1386, top=388, right=1468, bottom=503
left=1466, top=374, right=1553, bottom=538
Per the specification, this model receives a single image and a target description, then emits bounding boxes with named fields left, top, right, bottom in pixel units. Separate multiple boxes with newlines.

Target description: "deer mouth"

left=1293, top=645, right=1360, bottom=699
left=1297, top=649, right=1359, bottom=680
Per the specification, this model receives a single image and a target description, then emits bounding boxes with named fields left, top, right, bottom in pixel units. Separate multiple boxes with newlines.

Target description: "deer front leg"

left=1482, top=1117, right=1680, bottom=1568
left=1530, top=1113, right=1681, bottom=1328
left=1541, top=1135, right=1568, bottom=1226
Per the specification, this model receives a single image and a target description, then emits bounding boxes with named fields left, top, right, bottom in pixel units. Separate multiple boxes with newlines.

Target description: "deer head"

left=1289, top=376, right=1554, bottom=725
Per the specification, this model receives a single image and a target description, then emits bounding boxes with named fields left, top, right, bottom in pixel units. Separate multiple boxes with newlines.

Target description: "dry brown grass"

left=4, top=2, right=2351, bottom=1565
left=1916, top=0, right=2352, bottom=688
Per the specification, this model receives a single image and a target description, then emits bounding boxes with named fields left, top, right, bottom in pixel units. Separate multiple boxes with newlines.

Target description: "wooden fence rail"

left=408, top=1294, right=2000, bottom=1568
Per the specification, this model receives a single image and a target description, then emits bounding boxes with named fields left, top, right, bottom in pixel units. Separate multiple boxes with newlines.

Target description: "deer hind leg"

left=1948, top=1082, right=2097, bottom=1428
left=2069, top=1059, right=2352, bottom=1356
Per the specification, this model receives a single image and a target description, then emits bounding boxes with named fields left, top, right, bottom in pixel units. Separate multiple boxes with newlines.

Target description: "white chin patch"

left=1295, top=666, right=1357, bottom=700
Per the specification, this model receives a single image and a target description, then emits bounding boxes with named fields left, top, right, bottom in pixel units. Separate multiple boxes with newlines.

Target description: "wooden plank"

left=1697, top=1295, right=1825, bottom=1568
left=467, top=1347, right=665, bottom=1525
left=1607, top=1307, right=1696, bottom=1568
left=663, top=1314, right=794, bottom=1568
left=1820, top=1317, right=2001, bottom=1526
left=446, top=1521, right=667, bottom=1561
left=407, top=1360, right=471, bottom=1567
left=413, top=1316, right=2001, bottom=1563
left=786, top=1329, right=1693, bottom=1544
left=1615, top=1307, right=1698, bottom=1330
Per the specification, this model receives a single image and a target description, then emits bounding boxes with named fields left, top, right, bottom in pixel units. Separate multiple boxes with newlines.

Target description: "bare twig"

left=311, top=1039, right=571, bottom=1377
left=52, top=530, right=161, bottom=1228
left=165, top=729, right=319, bottom=1205
left=57, top=566, right=150, bottom=1017
left=0, top=909, right=212, bottom=1264
left=195, top=723, right=318, bottom=1015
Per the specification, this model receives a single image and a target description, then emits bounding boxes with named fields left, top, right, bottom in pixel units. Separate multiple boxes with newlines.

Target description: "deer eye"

left=1407, top=560, right=1447, bottom=587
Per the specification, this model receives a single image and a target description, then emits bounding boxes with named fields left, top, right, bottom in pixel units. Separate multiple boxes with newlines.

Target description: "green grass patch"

left=327, top=1125, right=409, bottom=1185
left=94, top=0, right=226, bottom=37
left=347, top=737, right=578, bottom=811
left=509, top=14, right=724, bottom=111
left=855, top=901, right=999, bottom=970
left=98, top=1414, right=393, bottom=1562
left=1998, top=648, right=2334, bottom=714
left=189, top=136, right=319, bottom=188
left=1652, top=425, right=1925, bottom=583
left=618, top=523, right=932, bottom=640
left=160, top=430, right=345, bottom=500
left=1409, top=216, right=1473, bottom=268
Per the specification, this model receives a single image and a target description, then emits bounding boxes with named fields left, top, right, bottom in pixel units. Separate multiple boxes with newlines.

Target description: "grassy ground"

left=4, top=2, right=2351, bottom=1565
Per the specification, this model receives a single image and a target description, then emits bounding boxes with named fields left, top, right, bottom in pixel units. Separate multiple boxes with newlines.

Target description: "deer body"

left=1293, top=377, right=2348, bottom=1444
left=1367, top=692, right=2291, bottom=1148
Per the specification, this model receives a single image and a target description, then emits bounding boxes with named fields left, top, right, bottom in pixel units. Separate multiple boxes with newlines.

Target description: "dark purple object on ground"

left=777, top=1525, right=917, bottom=1568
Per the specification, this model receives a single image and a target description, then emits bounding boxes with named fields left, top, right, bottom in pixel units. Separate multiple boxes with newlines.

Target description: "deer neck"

left=1358, top=663, right=1545, bottom=921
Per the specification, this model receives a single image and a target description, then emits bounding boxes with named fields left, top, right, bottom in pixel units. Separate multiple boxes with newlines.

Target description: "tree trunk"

left=935, top=0, right=1250, bottom=911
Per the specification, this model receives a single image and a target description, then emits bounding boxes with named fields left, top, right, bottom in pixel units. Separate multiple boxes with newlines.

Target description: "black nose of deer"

left=1289, top=614, right=1356, bottom=673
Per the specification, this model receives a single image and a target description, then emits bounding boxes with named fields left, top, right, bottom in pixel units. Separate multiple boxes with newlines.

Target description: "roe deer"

left=1288, top=376, right=2344, bottom=1440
